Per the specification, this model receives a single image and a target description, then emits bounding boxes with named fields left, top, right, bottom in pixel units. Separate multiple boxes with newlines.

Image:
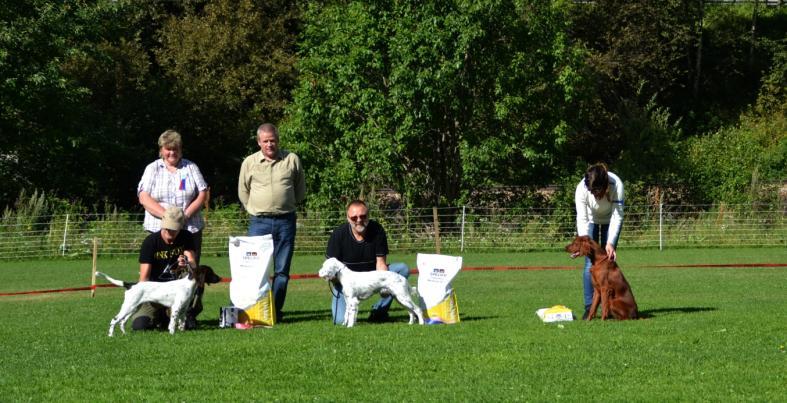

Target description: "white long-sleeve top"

left=574, top=171, right=624, bottom=244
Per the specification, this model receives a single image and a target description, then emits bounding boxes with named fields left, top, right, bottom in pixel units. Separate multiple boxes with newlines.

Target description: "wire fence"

left=0, top=203, right=784, bottom=260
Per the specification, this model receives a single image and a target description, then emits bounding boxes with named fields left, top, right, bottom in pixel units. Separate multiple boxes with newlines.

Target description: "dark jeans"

left=192, top=230, right=203, bottom=265
left=248, top=212, right=296, bottom=320
left=131, top=286, right=205, bottom=331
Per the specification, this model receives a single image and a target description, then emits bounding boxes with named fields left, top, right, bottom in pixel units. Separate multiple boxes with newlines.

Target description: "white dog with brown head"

left=318, top=257, right=424, bottom=327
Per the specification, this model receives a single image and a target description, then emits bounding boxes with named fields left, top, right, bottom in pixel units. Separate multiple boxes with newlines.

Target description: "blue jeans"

left=331, top=262, right=410, bottom=325
left=583, top=223, right=620, bottom=311
left=248, top=213, right=296, bottom=319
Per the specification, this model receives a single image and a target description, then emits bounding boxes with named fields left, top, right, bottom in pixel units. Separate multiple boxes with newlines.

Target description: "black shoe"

left=582, top=308, right=591, bottom=320
left=184, top=315, right=197, bottom=330
left=368, top=311, right=390, bottom=323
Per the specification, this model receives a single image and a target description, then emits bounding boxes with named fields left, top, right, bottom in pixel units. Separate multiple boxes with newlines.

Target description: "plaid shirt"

left=137, top=158, right=208, bottom=233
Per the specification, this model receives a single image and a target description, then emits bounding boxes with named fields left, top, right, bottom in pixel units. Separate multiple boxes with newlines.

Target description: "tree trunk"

left=750, top=0, right=759, bottom=69
left=693, top=0, right=704, bottom=99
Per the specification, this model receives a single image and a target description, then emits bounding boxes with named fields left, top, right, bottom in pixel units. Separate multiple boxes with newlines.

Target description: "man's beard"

left=352, top=223, right=367, bottom=233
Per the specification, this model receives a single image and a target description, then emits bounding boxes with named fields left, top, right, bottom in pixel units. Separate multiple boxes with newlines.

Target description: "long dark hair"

left=584, top=163, right=609, bottom=199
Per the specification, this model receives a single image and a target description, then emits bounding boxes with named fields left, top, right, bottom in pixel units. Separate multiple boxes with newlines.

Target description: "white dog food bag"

left=228, top=235, right=275, bottom=327
left=417, top=253, right=462, bottom=324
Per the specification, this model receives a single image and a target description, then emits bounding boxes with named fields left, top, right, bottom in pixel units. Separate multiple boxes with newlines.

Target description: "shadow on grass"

left=283, top=309, right=333, bottom=323
left=194, top=309, right=333, bottom=328
left=638, top=306, right=717, bottom=319
left=450, top=315, right=497, bottom=322
left=196, top=309, right=498, bottom=326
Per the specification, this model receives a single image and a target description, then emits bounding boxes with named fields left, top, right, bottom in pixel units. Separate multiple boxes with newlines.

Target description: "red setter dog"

left=565, top=236, right=638, bottom=320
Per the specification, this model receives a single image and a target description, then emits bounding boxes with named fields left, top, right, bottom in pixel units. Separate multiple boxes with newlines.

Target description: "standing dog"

left=318, top=257, right=424, bottom=327
left=565, top=236, right=638, bottom=320
left=97, top=265, right=221, bottom=336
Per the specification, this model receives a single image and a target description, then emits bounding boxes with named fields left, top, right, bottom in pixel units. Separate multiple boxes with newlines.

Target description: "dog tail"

left=95, top=272, right=135, bottom=290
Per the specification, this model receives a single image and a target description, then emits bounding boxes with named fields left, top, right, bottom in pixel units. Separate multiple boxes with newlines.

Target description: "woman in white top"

left=574, top=163, right=624, bottom=319
left=137, top=130, right=209, bottom=263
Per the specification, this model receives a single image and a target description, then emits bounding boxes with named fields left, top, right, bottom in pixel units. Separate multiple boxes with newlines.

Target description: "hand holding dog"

left=605, top=244, right=617, bottom=261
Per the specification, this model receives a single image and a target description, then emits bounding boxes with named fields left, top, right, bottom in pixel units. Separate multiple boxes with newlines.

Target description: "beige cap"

left=161, top=206, right=185, bottom=231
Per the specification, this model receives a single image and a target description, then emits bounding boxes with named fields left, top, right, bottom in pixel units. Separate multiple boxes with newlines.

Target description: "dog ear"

left=580, top=236, right=591, bottom=256
left=199, top=265, right=222, bottom=285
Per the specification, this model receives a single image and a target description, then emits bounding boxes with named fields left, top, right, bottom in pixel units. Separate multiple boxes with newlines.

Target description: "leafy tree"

left=613, top=94, right=683, bottom=185
left=691, top=4, right=768, bottom=132
left=754, top=44, right=786, bottom=117
left=566, top=0, right=700, bottom=165
left=685, top=111, right=786, bottom=205
left=155, top=0, right=301, bottom=200
left=0, top=0, right=141, bottom=208
left=285, top=0, right=587, bottom=209
left=0, top=0, right=301, bottom=210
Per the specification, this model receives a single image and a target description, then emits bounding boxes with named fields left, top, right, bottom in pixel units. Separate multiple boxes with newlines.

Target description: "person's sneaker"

left=368, top=310, right=390, bottom=323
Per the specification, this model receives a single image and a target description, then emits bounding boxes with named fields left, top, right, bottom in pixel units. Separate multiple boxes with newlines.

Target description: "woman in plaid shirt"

left=137, top=130, right=209, bottom=263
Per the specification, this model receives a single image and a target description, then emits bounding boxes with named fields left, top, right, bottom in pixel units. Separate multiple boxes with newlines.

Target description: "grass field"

left=1, top=248, right=785, bottom=401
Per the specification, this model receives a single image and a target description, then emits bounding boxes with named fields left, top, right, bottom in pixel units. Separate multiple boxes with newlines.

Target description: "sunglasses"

left=348, top=214, right=368, bottom=222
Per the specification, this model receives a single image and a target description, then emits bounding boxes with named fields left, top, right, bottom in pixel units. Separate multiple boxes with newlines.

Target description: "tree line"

left=1, top=0, right=785, bottom=213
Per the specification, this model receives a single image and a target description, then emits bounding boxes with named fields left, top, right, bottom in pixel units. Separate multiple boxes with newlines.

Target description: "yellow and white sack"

left=536, top=305, right=574, bottom=323
left=417, top=253, right=462, bottom=324
left=228, top=235, right=275, bottom=327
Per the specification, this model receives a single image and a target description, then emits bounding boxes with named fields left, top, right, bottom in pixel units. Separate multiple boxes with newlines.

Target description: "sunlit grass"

left=0, top=249, right=785, bottom=401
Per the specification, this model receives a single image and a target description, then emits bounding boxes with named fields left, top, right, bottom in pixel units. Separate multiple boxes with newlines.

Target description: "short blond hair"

left=158, top=130, right=182, bottom=150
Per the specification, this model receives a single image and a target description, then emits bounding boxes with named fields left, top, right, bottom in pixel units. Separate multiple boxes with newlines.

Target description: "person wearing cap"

left=574, top=162, right=625, bottom=320
left=238, top=123, right=306, bottom=323
left=137, top=129, right=208, bottom=264
left=129, top=206, right=201, bottom=331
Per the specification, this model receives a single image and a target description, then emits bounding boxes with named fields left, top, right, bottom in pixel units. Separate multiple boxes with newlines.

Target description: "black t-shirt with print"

left=138, top=231, right=195, bottom=282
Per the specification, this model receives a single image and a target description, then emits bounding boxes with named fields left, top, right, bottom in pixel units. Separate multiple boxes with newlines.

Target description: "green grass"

left=0, top=249, right=785, bottom=401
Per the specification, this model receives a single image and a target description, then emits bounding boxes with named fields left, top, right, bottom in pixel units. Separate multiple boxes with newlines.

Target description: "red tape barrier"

left=1, top=263, right=785, bottom=297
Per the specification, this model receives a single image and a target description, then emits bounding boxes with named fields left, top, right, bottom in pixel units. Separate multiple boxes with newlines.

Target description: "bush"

left=684, top=112, right=786, bottom=205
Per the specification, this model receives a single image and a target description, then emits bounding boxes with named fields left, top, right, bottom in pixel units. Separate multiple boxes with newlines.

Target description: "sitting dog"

left=318, top=257, right=424, bottom=327
left=565, top=236, right=638, bottom=320
left=97, top=265, right=221, bottom=336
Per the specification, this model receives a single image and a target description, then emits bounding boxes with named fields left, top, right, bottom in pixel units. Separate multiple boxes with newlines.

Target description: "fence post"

left=90, top=238, right=98, bottom=297
left=659, top=194, right=664, bottom=251
left=460, top=205, right=466, bottom=253
left=433, top=207, right=441, bottom=254
left=60, top=214, right=69, bottom=256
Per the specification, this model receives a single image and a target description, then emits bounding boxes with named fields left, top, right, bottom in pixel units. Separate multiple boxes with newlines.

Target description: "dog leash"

left=159, top=256, right=178, bottom=281
left=328, top=280, right=340, bottom=299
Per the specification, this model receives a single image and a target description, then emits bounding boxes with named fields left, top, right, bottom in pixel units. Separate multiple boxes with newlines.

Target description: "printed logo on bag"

left=243, top=251, right=259, bottom=260
left=426, top=267, right=447, bottom=282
